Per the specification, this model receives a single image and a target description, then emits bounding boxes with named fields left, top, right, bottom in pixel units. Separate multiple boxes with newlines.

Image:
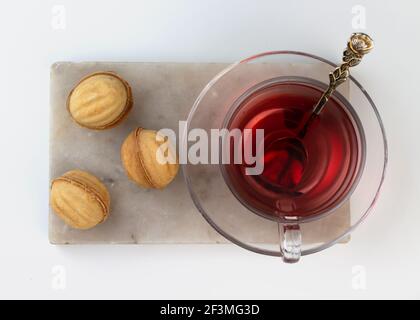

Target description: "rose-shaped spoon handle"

left=312, top=33, right=374, bottom=115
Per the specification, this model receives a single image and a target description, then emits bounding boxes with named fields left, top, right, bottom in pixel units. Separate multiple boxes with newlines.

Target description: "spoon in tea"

left=267, top=33, right=374, bottom=192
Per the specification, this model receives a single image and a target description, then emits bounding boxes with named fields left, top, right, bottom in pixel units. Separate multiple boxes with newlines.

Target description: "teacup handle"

left=279, top=224, right=302, bottom=263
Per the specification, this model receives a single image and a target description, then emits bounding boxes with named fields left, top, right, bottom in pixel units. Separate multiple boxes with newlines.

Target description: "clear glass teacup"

left=182, top=51, right=387, bottom=263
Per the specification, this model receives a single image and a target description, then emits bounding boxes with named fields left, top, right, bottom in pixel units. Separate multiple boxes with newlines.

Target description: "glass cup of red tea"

left=183, top=51, right=387, bottom=263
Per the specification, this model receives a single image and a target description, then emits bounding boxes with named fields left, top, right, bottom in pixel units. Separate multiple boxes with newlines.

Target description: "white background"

left=0, top=0, right=419, bottom=300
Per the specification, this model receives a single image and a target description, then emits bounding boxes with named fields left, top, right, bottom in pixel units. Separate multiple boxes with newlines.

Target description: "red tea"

left=222, top=80, right=364, bottom=220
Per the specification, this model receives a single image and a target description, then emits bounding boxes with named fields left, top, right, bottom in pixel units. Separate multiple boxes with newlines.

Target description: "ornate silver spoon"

left=272, top=33, right=374, bottom=194
left=298, top=32, right=374, bottom=137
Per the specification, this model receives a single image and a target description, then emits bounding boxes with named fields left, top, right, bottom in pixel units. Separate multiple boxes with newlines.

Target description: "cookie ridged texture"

left=67, top=72, right=133, bottom=130
left=121, top=128, right=179, bottom=189
left=50, top=170, right=110, bottom=230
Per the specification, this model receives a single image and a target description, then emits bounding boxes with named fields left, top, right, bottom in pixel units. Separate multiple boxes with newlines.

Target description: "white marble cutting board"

left=49, top=62, right=350, bottom=245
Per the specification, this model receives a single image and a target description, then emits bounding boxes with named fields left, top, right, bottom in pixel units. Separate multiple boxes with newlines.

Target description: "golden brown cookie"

left=121, top=128, right=179, bottom=189
left=50, top=170, right=111, bottom=229
left=67, top=72, right=133, bottom=130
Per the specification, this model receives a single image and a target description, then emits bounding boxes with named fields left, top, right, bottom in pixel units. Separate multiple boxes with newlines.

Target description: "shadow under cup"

left=221, top=78, right=366, bottom=223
